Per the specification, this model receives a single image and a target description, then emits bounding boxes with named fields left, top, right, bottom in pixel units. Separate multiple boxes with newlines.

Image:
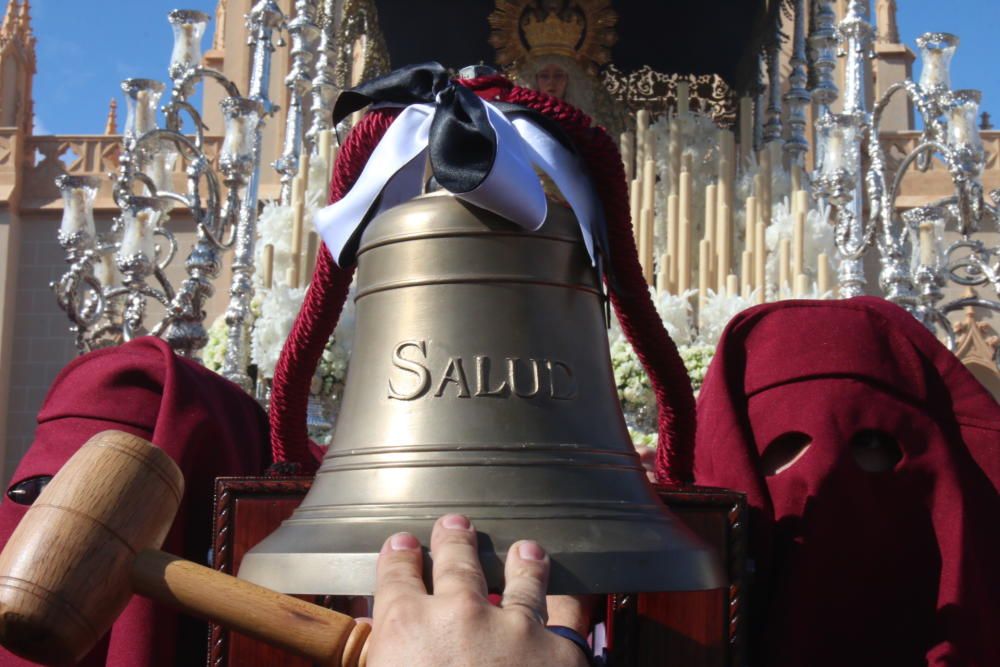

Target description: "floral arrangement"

left=249, top=153, right=343, bottom=385
left=609, top=300, right=722, bottom=448
left=764, top=196, right=836, bottom=300
left=202, top=314, right=228, bottom=374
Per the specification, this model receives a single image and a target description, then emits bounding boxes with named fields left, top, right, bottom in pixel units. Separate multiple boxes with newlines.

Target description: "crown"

left=489, top=0, right=617, bottom=71
left=522, top=10, right=585, bottom=58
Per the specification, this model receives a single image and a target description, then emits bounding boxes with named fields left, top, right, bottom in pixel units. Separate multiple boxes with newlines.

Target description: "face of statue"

left=535, top=63, right=569, bottom=99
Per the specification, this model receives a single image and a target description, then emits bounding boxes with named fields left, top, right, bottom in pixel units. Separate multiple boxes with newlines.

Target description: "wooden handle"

left=133, top=549, right=369, bottom=667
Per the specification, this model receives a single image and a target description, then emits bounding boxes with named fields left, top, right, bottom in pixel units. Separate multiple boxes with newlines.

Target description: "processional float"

left=0, top=62, right=722, bottom=667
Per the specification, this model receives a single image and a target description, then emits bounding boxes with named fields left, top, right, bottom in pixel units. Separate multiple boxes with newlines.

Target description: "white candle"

left=667, top=193, right=679, bottom=287
left=745, top=196, right=757, bottom=256
left=919, top=49, right=950, bottom=91
left=620, top=131, right=635, bottom=181
left=326, top=143, right=339, bottom=195
left=262, top=243, right=274, bottom=289
left=698, top=239, right=710, bottom=324
left=93, top=252, right=120, bottom=287
left=636, top=109, right=650, bottom=166
left=704, top=184, right=717, bottom=245
left=817, top=253, right=831, bottom=296
left=289, top=199, right=305, bottom=289
left=726, top=274, right=739, bottom=297
left=779, top=238, right=791, bottom=295
left=656, top=254, right=670, bottom=294
left=822, top=131, right=845, bottom=175
left=318, top=129, right=333, bottom=186
left=60, top=188, right=96, bottom=237
left=668, top=117, right=681, bottom=196
left=145, top=153, right=170, bottom=194
left=641, top=208, right=655, bottom=285
left=716, top=202, right=731, bottom=293
left=171, top=22, right=201, bottom=71
left=304, top=232, right=320, bottom=285
left=704, top=184, right=717, bottom=287
left=919, top=221, right=936, bottom=266
left=630, top=179, right=641, bottom=242
left=222, top=115, right=250, bottom=163
left=298, top=151, right=311, bottom=194
left=678, top=166, right=692, bottom=293
left=741, top=250, right=753, bottom=297
left=134, top=90, right=154, bottom=135
left=121, top=209, right=157, bottom=259
left=948, top=93, right=982, bottom=151
left=641, top=159, right=656, bottom=215
left=754, top=220, right=766, bottom=304
left=792, top=210, right=806, bottom=277
left=794, top=273, right=809, bottom=298
left=794, top=190, right=809, bottom=219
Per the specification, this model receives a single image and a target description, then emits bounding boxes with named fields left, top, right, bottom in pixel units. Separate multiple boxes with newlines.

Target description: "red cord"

left=268, top=109, right=400, bottom=472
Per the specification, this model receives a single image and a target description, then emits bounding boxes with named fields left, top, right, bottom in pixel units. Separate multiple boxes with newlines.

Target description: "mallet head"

left=0, top=431, right=183, bottom=664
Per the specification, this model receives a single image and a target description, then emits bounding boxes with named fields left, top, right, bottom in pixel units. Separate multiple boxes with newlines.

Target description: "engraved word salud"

left=387, top=340, right=578, bottom=401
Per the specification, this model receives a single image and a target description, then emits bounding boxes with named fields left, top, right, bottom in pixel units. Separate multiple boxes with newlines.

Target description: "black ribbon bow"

left=332, top=62, right=576, bottom=194
left=330, top=62, right=614, bottom=305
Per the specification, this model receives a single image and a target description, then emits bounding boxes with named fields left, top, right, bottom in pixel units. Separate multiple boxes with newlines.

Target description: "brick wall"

left=3, top=211, right=231, bottom=483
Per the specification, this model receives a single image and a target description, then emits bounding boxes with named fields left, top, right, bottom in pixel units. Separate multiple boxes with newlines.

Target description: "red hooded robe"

left=691, top=297, right=1000, bottom=666
left=0, top=337, right=270, bottom=666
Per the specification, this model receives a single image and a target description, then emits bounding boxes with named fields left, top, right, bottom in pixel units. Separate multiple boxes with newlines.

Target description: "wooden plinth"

left=207, top=479, right=747, bottom=667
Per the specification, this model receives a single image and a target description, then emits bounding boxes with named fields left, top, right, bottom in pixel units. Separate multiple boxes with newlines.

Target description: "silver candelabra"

left=812, top=2, right=1000, bottom=367
left=52, top=3, right=310, bottom=392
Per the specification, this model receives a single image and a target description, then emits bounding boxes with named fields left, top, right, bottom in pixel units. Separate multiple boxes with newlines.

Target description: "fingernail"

left=390, top=532, right=420, bottom=551
left=517, top=540, right=546, bottom=561
left=442, top=514, right=472, bottom=531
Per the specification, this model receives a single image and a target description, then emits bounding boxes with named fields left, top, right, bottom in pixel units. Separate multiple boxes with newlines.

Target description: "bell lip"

left=238, top=516, right=725, bottom=595
left=238, top=547, right=724, bottom=596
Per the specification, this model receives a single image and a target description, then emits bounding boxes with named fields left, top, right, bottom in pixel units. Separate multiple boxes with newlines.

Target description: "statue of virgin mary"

left=489, top=0, right=626, bottom=138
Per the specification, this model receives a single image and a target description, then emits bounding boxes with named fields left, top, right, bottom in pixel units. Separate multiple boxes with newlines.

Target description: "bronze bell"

left=239, top=193, right=722, bottom=594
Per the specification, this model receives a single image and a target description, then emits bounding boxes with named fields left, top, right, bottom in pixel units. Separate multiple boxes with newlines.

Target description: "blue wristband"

left=546, top=625, right=593, bottom=665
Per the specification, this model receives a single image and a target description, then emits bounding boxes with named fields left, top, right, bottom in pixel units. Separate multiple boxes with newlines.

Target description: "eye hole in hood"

left=850, top=429, right=903, bottom=473
left=760, top=431, right=813, bottom=476
left=6, top=475, right=52, bottom=506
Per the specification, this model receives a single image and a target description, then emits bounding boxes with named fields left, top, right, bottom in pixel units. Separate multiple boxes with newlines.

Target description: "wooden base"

left=207, top=478, right=746, bottom=667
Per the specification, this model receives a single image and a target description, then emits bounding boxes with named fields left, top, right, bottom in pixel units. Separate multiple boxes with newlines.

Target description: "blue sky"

left=24, top=0, right=1000, bottom=135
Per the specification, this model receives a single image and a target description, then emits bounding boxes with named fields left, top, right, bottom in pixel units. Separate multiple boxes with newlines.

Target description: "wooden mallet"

left=0, top=431, right=370, bottom=666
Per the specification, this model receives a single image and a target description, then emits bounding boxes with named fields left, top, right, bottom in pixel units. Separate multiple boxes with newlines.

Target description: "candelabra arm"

left=171, top=66, right=243, bottom=105
left=163, top=100, right=209, bottom=148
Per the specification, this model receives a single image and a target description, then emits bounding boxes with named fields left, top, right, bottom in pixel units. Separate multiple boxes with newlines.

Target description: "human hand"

left=364, top=514, right=590, bottom=667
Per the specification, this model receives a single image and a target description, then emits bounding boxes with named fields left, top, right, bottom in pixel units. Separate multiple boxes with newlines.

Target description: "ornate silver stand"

left=52, top=5, right=295, bottom=393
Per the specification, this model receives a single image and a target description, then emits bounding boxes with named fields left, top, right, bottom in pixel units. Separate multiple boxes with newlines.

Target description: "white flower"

left=306, top=153, right=330, bottom=210
left=201, top=315, right=229, bottom=374
left=698, top=289, right=753, bottom=347
left=764, top=196, right=837, bottom=299
left=251, top=283, right=308, bottom=378
left=679, top=343, right=715, bottom=392
left=655, top=288, right=696, bottom=345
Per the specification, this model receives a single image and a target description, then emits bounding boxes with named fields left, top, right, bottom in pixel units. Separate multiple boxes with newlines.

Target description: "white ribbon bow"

left=312, top=100, right=602, bottom=267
